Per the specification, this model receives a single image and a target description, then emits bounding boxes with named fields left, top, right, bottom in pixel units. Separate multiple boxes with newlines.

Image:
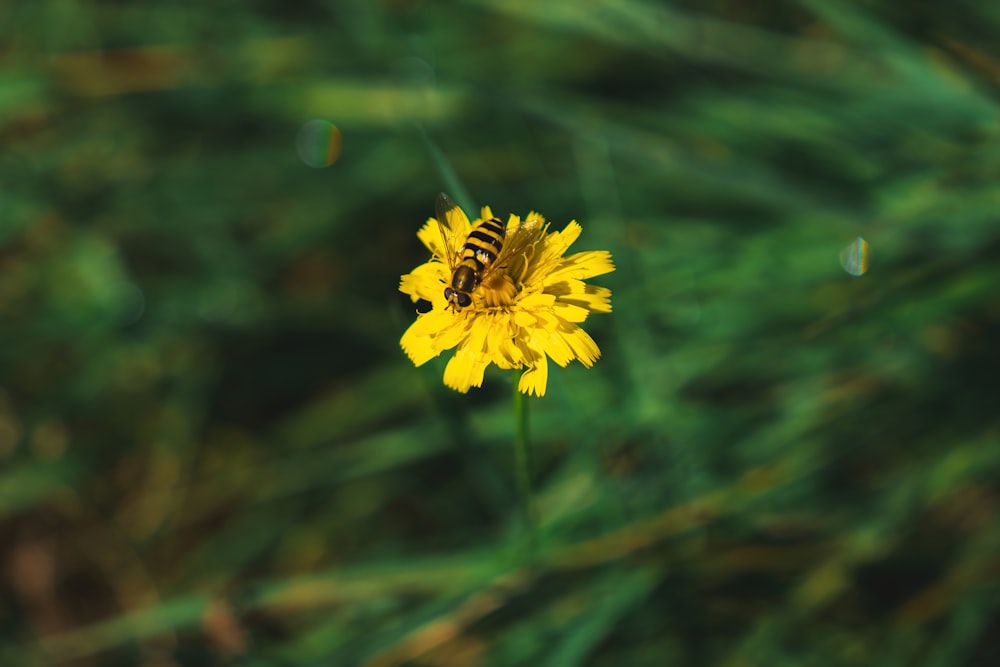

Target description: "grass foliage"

left=3, top=0, right=1000, bottom=664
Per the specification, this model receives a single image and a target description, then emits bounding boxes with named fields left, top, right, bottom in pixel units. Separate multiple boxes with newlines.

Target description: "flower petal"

left=547, top=250, right=616, bottom=281
left=543, top=221, right=582, bottom=258
left=561, top=325, right=601, bottom=368
left=517, top=292, right=556, bottom=311
left=482, top=314, right=521, bottom=369
left=400, top=261, right=448, bottom=304
left=513, top=308, right=541, bottom=330
left=520, top=222, right=584, bottom=287
left=400, top=311, right=471, bottom=365
left=400, top=321, right=440, bottom=366
left=523, top=211, right=546, bottom=226
left=515, top=338, right=549, bottom=397
left=416, top=218, right=448, bottom=260
left=443, top=348, right=488, bottom=392
left=566, top=284, right=613, bottom=314
left=494, top=332, right=525, bottom=369
left=551, top=300, right=591, bottom=323
left=544, top=279, right=613, bottom=315
left=533, top=325, right=576, bottom=367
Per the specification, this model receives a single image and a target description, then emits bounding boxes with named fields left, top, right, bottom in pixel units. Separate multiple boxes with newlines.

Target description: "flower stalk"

left=512, top=381, right=537, bottom=553
left=400, top=194, right=614, bottom=558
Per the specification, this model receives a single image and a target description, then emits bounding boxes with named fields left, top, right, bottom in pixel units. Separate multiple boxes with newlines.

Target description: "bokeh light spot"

left=296, top=119, right=342, bottom=168
left=121, top=281, right=145, bottom=325
left=840, top=236, right=870, bottom=276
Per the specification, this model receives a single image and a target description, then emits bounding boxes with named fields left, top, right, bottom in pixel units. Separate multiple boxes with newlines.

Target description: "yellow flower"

left=399, top=200, right=614, bottom=397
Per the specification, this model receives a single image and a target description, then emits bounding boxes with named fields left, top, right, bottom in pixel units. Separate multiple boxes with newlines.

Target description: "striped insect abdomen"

left=453, top=217, right=506, bottom=291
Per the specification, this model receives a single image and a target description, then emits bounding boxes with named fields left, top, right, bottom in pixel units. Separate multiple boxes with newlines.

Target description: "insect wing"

left=434, top=192, right=469, bottom=271
left=480, top=217, right=543, bottom=284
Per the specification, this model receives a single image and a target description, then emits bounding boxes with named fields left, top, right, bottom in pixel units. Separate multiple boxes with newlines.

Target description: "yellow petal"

left=493, top=338, right=523, bottom=369
left=513, top=308, right=541, bottom=330
left=464, top=315, right=492, bottom=355
left=532, top=325, right=575, bottom=367
left=544, top=221, right=583, bottom=258
left=562, top=326, right=601, bottom=368
left=547, top=250, right=616, bottom=282
left=517, top=355, right=548, bottom=397
left=513, top=334, right=548, bottom=396
left=523, top=211, right=546, bottom=226
left=488, top=316, right=524, bottom=369
left=547, top=283, right=612, bottom=315
left=551, top=300, right=591, bottom=323
left=520, top=222, right=582, bottom=286
left=570, top=285, right=613, bottom=314
left=435, top=314, right=475, bottom=351
left=517, top=292, right=557, bottom=311
left=400, top=311, right=471, bottom=365
left=438, top=315, right=492, bottom=390
left=416, top=218, right=449, bottom=260
left=400, top=322, right=440, bottom=366
left=399, top=261, right=448, bottom=303
left=443, top=348, right=488, bottom=392
left=405, top=310, right=454, bottom=339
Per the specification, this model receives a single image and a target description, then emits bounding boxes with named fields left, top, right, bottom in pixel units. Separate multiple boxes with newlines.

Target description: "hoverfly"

left=434, top=192, right=541, bottom=312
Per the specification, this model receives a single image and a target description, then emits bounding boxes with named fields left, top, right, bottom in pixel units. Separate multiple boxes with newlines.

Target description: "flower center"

left=478, top=272, right=519, bottom=309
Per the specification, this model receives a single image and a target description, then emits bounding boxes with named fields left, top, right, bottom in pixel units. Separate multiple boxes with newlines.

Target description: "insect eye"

left=444, top=287, right=455, bottom=299
left=457, top=293, right=472, bottom=307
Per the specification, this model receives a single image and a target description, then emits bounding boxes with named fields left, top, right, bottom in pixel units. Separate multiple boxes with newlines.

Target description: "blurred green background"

left=3, top=1, right=1000, bottom=665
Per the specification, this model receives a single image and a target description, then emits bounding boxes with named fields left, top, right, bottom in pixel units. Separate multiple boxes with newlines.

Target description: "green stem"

left=513, top=383, right=538, bottom=555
